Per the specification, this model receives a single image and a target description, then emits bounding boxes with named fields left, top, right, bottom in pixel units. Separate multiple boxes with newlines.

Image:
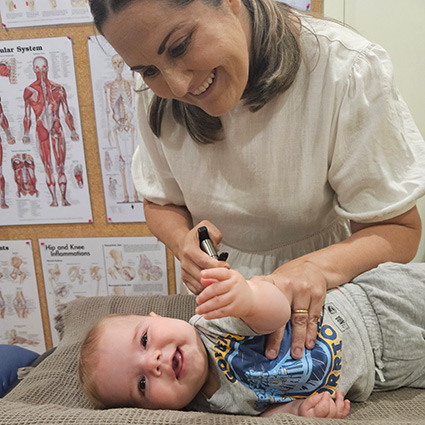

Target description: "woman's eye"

left=170, top=35, right=191, bottom=58
left=142, top=66, right=158, bottom=78
left=138, top=377, right=146, bottom=395
left=141, top=332, right=148, bottom=348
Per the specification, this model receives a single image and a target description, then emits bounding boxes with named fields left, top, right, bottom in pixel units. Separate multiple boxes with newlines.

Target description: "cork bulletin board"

left=0, top=0, right=323, bottom=350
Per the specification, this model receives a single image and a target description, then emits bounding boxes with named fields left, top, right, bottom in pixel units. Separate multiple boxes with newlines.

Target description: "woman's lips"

left=191, top=69, right=216, bottom=97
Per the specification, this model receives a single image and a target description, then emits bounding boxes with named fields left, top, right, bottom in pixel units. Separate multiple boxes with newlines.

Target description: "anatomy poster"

left=278, top=0, right=311, bottom=10
left=39, top=236, right=168, bottom=345
left=88, top=36, right=144, bottom=223
left=0, top=240, right=46, bottom=354
left=0, top=0, right=92, bottom=29
left=0, top=37, right=92, bottom=225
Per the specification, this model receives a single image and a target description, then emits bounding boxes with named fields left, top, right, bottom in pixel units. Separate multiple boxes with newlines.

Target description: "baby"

left=79, top=263, right=425, bottom=418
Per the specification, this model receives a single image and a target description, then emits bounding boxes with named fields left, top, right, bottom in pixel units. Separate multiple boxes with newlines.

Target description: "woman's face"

left=101, top=0, right=251, bottom=117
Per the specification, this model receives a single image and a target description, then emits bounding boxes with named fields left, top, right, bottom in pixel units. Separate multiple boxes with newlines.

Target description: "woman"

left=89, top=0, right=425, bottom=360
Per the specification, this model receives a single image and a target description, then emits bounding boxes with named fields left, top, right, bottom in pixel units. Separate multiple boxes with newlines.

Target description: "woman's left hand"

left=265, top=260, right=327, bottom=360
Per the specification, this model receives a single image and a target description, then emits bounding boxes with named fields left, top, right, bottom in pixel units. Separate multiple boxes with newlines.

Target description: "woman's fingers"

left=290, top=277, right=326, bottom=357
left=265, top=326, right=285, bottom=360
left=305, top=291, right=324, bottom=348
left=180, top=221, right=225, bottom=293
left=290, top=285, right=311, bottom=358
left=290, top=309, right=309, bottom=359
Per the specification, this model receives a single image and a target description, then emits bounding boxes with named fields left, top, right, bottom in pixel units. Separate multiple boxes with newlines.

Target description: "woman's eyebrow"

left=129, top=24, right=186, bottom=71
left=157, top=23, right=184, bottom=55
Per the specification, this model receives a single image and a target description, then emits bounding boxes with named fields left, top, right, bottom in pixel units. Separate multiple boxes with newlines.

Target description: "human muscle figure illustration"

left=0, top=97, right=16, bottom=209
left=22, top=56, right=79, bottom=207
left=11, top=153, right=38, bottom=198
left=104, top=54, right=139, bottom=203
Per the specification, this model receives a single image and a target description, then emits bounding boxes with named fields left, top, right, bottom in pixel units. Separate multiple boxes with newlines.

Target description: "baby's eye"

left=138, top=377, right=146, bottom=395
left=141, top=332, right=148, bottom=348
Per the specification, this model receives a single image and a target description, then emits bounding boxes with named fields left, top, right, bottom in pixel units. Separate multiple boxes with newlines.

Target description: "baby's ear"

left=148, top=311, right=160, bottom=317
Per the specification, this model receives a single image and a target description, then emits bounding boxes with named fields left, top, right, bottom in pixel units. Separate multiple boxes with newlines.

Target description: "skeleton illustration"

left=138, top=253, right=163, bottom=281
left=68, top=265, right=84, bottom=284
left=13, top=289, right=28, bottom=318
left=48, top=264, right=69, bottom=305
left=104, top=150, right=113, bottom=171
left=108, top=176, right=117, bottom=199
left=11, top=153, right=39, bottom=198
left=8, top=329, right=38, bottom=346
left=0, top=98, right=15, bottom=209
left=90, top=265, right=102, bottom=296
left=107, top=248, right=135, bottom=281
left=10, top=256, right=27, bottom=284
left=22, top=56, right=79, bottom=207
left=0, top=290, right=5, bottom=318
left=104, top=54, right=139, bottom=203
left=111, top=286, right=126, bottom=296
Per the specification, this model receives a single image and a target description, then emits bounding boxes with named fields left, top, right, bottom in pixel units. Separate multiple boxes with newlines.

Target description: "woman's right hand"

left=179, top=221, right=229, bottom=294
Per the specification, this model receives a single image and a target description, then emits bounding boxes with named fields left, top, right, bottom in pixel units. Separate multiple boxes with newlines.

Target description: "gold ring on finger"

left=292, top=309, right=309, bottom=314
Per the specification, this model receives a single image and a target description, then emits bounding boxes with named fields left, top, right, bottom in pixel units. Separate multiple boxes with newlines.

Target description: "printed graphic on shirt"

left=212, top=318, right=342, bottom=409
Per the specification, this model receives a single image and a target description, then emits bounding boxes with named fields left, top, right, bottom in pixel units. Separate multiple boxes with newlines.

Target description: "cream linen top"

left=131, top=15, right=425, bottom=278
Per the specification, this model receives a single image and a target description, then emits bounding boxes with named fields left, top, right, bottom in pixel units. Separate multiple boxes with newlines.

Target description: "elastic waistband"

left=339, top=283, right=384, bottom=370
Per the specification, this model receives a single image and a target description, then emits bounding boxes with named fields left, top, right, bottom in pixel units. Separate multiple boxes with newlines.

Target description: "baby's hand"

left=300, top=390, right=350, bottom=418
left=195, top=268, right=254, bottom=320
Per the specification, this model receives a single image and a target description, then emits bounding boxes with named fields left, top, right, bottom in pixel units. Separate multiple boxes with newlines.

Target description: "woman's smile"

left=191, top=70, right=216, bottom=96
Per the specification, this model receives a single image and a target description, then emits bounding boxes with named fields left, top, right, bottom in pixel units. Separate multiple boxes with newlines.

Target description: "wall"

left=324, top=0, right=425, bottom=261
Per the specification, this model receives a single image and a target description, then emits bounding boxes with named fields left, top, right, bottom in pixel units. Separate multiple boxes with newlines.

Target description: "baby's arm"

left=196, top=267, right=291, bottom=334
left=260, top=390, right=350, bottom=419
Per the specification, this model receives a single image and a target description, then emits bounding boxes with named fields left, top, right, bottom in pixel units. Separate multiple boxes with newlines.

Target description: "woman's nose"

left=162, top=68, right=191, bottom=98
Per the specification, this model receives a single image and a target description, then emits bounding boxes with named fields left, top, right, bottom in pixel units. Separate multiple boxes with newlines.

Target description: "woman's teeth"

left=193, top=71, right=215, bottom=96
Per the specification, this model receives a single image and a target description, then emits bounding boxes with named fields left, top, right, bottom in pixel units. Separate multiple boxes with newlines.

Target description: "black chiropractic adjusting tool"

left=198, top=226, right=229, bottom=262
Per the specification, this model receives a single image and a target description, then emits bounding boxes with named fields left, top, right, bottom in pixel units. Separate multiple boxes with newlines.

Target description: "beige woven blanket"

left=1, top=294, right=424, bottom=424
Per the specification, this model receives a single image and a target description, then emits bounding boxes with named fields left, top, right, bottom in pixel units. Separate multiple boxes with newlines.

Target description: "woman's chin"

left=199, top=99, right=239, bottom=117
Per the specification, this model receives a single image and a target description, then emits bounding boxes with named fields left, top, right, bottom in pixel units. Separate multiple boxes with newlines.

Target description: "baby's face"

left=93, top=314, right=208, bottom=409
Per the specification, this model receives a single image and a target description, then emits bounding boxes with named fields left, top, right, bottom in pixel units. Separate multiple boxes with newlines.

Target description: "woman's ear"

left=149, top=311, right=159, bottom=317
left=226, top=0, right=242, bottom=16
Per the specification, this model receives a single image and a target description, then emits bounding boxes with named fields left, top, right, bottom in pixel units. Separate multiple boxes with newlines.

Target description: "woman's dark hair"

left=89, top=0, right=301, bottom=144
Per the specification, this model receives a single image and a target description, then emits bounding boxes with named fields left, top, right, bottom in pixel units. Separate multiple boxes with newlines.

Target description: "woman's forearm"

left=143, top=200, right=193, bottom=259
left=274, top=206, right=422, bottom=289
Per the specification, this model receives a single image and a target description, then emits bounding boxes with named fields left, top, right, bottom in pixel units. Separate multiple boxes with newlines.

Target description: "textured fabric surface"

left=1, top=294, right=425, bottom=424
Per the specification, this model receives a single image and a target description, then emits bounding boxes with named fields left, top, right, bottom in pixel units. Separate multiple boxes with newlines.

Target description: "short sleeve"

left=131, top=77, right=185, bottom=206
left=190, top=314, right=257, bottom=337
left=329, top=43, right=425, bottom=223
